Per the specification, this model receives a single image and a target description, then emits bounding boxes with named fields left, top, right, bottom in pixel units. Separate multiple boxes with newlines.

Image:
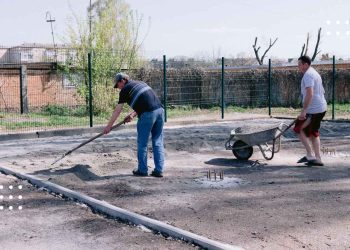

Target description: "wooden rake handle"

left=51, top=116, right=130, bottom=165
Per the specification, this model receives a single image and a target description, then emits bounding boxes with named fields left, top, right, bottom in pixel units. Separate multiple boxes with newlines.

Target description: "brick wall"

left=0, top=68, right=83, bottom=112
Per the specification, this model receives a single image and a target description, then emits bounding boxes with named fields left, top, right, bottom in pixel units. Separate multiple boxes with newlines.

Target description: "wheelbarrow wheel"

left=232, top=140, right=253, bottom=160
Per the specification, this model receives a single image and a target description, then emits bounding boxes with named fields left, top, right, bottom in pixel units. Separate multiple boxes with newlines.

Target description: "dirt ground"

left=0, top=174, right=194, bottom=250
left=0, top=115, right=349, bottom=250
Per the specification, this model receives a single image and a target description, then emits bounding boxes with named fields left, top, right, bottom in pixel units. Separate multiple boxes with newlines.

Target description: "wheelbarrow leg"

left=274, top=136, right=281, bottom=153
left=257, top=139, right=276, bottom=160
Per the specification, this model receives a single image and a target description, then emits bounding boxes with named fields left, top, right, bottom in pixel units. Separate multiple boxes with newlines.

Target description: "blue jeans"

left=137, top=108, right=165, bottom=174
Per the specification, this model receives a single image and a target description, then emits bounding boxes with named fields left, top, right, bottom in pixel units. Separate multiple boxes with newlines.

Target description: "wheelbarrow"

left=225, top=120, right=296, bottom=160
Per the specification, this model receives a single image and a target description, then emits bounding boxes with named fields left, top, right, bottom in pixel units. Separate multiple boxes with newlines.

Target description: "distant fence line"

left=0, top=52, right=349, bottom=133
left=1, top=58, right=349, bottom=111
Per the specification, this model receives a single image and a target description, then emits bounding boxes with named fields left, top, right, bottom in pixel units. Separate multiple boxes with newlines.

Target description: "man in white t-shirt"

left=293, top=55, right=327, bottom=166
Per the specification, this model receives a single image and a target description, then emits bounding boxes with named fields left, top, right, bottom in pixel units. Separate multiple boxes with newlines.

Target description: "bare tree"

left=252, top=37, right=278, bottom=65
left=320, top=53, right=330, bottom=61
left=300, top=28, right=322, bottom=61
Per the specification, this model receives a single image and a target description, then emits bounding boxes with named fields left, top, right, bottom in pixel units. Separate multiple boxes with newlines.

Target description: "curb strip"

left=0, top=166, right=243, bottom=250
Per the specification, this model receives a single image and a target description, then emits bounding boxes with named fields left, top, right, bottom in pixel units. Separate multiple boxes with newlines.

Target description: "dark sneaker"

left=297, top=156, right=315, bottom=163
left=297, top=156, right=308, bottom=163
left=305, top=160, right=324, bottom=166
left=132, top=169, right=148, bottom=176
left=150, top=170, right=163, bottom=178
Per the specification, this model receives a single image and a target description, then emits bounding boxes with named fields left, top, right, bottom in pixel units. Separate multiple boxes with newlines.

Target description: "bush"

left=72, top=106, right=88, bottom=117
left=42, top=105, right=70, bottom=116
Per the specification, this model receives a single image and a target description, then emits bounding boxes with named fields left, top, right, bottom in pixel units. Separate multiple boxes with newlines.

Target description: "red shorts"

left=293, top=112, right=326, bottom=137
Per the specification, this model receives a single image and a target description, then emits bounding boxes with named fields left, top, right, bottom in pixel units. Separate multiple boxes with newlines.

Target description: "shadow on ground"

left=204, top=157, right=350, bottom=184
left=30, top=164, right=120, bottom=181
left=205, top=158, right=257, bottom=167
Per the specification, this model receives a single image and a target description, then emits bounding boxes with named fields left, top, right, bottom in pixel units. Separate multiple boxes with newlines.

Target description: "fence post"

left=332, top=55, right=335, bottom=120
left=19, top=65, right=28, bottom=114
left=268, top=59, right=272, bottom=116
left=163, top=55, right=167, bottom=122
left=88, top=52, right=93, bottom=127
left=221, top=57, right=225, bottom=119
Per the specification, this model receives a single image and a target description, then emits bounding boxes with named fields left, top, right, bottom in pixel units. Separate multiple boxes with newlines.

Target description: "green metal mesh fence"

left=0, top=48, right=349, bottom=134
left=224, top=66, right=269, bottom=107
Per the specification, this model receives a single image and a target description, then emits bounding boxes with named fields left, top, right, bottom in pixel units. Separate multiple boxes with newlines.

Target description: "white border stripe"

left=130, top=86, right=151, bottom=108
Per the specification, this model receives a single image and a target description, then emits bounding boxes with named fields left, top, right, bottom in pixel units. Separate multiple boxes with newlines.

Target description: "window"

left=20, top=52, right=33, bottom=62
left=62, top=73, right=83, bottom=89
left=45, top=50, right=56, bottom=61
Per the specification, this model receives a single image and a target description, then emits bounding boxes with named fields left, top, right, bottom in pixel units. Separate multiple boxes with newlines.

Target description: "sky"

left=0, top=0, right=350, bottom=60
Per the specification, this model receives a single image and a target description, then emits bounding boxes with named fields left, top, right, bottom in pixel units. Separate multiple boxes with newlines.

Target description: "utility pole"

left=45, top=11, right=57, bottom=62
left=89, top=0, right=92, bottom=34
left=89, top=0, right=92, bottom=49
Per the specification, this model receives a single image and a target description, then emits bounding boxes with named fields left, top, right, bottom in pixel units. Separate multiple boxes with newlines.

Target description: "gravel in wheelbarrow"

left=234, top=123, right=284, bottom=146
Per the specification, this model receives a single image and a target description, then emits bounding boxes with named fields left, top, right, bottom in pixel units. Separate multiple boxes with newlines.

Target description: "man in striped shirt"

left=104, top=73, right=165, bottom=177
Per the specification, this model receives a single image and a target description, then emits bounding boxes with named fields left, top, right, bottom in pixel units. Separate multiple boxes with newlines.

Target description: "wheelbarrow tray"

left=233, top=123, right=284, bottom=145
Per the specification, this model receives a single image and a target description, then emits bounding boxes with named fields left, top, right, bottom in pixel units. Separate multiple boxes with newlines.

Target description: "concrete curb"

left=0, top=124, right=134, bottom=142
left=0, top=126, right=103, bottom=141
left=0, top=166, right=243, bottom=250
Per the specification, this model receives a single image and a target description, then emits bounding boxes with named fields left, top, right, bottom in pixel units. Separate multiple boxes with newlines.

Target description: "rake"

left=51, top=120, right=126, bottom=165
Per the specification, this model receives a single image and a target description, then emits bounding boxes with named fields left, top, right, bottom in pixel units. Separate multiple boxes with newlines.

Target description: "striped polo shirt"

left=118, top=80, right=162, bottom=115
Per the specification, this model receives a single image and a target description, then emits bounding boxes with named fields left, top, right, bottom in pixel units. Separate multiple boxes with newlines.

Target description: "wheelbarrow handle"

left=275, top=118, right=297, bottom=139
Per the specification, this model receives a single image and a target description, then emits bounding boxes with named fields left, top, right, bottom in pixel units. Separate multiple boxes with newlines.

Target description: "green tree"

left=64, top=0, right=146, bottom=115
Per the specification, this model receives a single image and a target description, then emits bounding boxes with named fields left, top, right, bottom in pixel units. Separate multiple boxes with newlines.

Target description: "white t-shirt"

left=301, top=67, right=327, bottom=114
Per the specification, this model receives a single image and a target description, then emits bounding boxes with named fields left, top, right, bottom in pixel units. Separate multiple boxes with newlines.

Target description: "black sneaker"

left=132, top=169, right=148, bottom=176
left=297, top=156, right=308, bottom=163
left=305, top=160, right=324, bottom=166
left=150, top=170, right=163, bottom=178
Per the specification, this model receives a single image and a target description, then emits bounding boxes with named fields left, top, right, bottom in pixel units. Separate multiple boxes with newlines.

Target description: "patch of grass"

left=2, top=121, right=45, bottom=130
left=331, top=103, right=350, bottom=112
left=41, top=105, right=70, bottom=116
left=0, top=112, right=108, bottom=131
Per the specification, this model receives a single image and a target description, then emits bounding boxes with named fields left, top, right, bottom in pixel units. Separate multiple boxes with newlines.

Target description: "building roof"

left=0, top=43, right=70, bottom=49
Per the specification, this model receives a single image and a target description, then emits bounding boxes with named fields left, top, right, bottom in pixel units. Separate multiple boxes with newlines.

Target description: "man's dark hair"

left=298, top=55, right=311, bottom=65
